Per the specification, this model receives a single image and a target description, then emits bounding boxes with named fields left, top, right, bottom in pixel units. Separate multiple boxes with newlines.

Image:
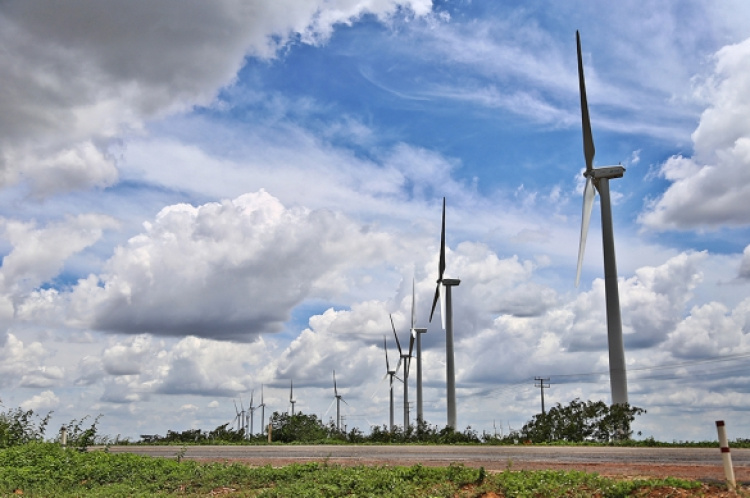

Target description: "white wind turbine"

left=232, top=400, right=243, bottom=432
left=289, top=379, right=296, bottom=416
left=332, top=370, right=348, bottom=431
left=258, top=385, right=266, bottom=435
left=390, top=313, right=414, bottom=430
left=247, top=390, right=256, bottom=436
left=429, top=197, right=460, bottom=429
left=410, top=278, right=427, bottom=425
left=381, top=335, right=400, bottom=432
left=575, top=30, right=628, bottom=406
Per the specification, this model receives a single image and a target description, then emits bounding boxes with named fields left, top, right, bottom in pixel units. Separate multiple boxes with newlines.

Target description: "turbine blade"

left=323, top=397, right=336, bottom=419
left=290, top=379, right=294, bottom=401
left=430, top=198, right=446, bottom=322
left=577, top=30, right=595, bottom=172
left=429, top=285, right=440, bottom=322
left=390, top=314, right=402, bottom=354
left=383, top=336, right=390, bottom=371
left=439, top=197, right=446, bottom=279
left=395, top=357, right=403, bottom=374
left=341, top=397, right=349, bottom=406
left=333, top=370, right=338, bottom=396
left=576, top=176, right=596, bottom=287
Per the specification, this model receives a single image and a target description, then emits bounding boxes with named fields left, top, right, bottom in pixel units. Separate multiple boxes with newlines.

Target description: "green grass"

left=0, top=442, right=714, bottom=497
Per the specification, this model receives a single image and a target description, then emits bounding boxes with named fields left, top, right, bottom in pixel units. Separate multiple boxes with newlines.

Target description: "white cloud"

left=20, top=390, right=59, bottom=412
left=0, top=214, right=118, bottom=295
left=0, top=0, right=432, bottom=197
left=62, top=191, right=395, bottom=341
left=640, top=38, right=750, bottom=229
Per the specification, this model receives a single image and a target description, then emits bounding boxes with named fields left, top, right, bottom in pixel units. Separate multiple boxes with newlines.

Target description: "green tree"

left=270, top=411, right=328, bottom=443
left=520, top=398, right=645, bottom=443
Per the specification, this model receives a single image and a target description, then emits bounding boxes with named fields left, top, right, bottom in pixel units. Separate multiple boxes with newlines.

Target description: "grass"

left=0, top=442, right=724, bottom=497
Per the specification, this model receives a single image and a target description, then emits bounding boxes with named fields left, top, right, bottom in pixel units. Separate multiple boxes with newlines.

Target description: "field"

left=0, top=443, right=747, bottom=497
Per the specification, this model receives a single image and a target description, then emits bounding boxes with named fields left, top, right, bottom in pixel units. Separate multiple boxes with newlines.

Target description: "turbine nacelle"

left=587, top=166, right=625, bottom=180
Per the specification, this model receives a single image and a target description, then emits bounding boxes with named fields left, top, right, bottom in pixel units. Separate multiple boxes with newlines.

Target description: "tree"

left=270, top=411, right=328, bottom=443
left=520, top=398, right=645, bottom=443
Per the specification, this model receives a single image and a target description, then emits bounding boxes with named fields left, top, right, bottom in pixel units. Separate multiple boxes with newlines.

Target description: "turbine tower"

left=382, top=335, right=399, bottom=432
left=258, top=385, right=266, bottom=435
left=332, top=370, right=348, bottom=431
left=391, top=313, right=414, bottom=430
left=410, top=278, right=428, bottom=424
left=247, top=390, right=256, bottom=436
left=575, top=30, right=628, bottom=406
left=429, top=197, right=460, bottom=429
left=289, top=379, right=296, bottom=416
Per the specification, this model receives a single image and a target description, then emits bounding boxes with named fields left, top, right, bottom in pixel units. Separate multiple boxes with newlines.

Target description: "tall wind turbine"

left=381, top=335, right=399, bottom=432
left=575, top=30, right=628, bottom=406
left=289, top=379, right=296, bottom=416
left=258, top=385, right=266, bottom=435
left=391, top=313, right=414, bottom=430
left=332, top=370, right=348, bottom=431
left=429, top=197, right=460, bottom=429
left=410, top=278, right=428, bottom=424
left=232, top=400, right=242, bottom=432
left=247, top=390, right=256, bottom=436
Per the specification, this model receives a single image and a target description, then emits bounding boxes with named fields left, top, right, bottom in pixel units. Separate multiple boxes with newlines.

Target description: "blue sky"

left=2, top=0, right=750, bottom=442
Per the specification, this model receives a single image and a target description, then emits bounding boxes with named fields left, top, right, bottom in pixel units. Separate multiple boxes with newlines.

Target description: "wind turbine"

left=247, top=390, right=256, bottom=436
left=289, top=379, right=296, bottom=416
left=381, top=335, right=399, bottom=432
left=429, top=197, right=460, bottom=429
left=391, top=313, right=414, bottom=430
left=575, top=30, right=628, bottom=406
left=258, top=385, right=266, bottom=435
left=238, top=397, right=247, bottom=435
left=410, top=278, right=427, bottom=425
left=332, top=370, right=348, bottom=431
left=232, top=400, right=242, bottom=432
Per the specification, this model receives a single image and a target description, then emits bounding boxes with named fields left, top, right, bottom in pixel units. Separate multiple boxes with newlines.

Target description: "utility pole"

left=534, top=377, right=550, bottom=415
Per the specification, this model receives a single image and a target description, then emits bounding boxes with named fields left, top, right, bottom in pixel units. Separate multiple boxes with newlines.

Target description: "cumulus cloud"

left=0, top=214, right=118, bottom=295
left=640, top=38, right=750, bottom=229
left=0, top=0, right=432, bottom=196
left=20, top=390, right=59, bottom=412
left=61, top=191, right=394, bottom=341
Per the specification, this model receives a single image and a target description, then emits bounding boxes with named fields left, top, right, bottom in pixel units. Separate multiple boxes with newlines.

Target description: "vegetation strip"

left=0, top=443, right=727, bottom=497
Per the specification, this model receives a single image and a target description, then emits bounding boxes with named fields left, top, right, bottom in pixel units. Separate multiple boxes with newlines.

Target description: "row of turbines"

left=232, top=31, right=629, bottom=435
left=378, top=30, right=629, bottom=429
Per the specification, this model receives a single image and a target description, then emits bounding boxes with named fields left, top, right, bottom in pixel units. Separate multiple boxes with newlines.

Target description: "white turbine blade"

left=323, top=398, right=336, bottom=419
left=333, top=370, right=338, bottom=396
left=577, top=31, right=595, bottom=173
left=390, top=314, right=402, bottom=354
left=429, top=285, right=440, bottom=323
left=395, top=357, right=403, bottom=373
left=383, top=336, right=390, bottom=371
left=576, top=176, right=595, bottom=287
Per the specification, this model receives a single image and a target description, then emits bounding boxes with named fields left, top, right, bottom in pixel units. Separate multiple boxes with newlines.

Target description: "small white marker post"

left=60, top=426, right=67, bottom=449
left=716, top=420, right=736, bottom=490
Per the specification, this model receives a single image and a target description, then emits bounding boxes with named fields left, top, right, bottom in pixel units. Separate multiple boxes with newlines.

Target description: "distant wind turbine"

left=575, top=30, right=628, bottom=406
left=289, top=379, right=296, bottom=416
left=258, top=385, right=266, bottom=435
left=410, top=278, right=427, bottom=425
left=332, top=370, right=348, bottom=431
left=429, top=197, right=460, bottom=428
left=380, top=335, right=400, bottom=432
left=247, top=390, right=256, bottom=436
left=391, top=313, right=414, bottom=430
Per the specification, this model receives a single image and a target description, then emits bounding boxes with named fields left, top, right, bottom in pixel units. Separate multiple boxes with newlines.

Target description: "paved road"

left=103, top=444, right=750, bottom=467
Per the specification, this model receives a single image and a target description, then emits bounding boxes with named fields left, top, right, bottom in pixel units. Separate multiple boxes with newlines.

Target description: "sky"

left=1, top=0, right=750, bottom=443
